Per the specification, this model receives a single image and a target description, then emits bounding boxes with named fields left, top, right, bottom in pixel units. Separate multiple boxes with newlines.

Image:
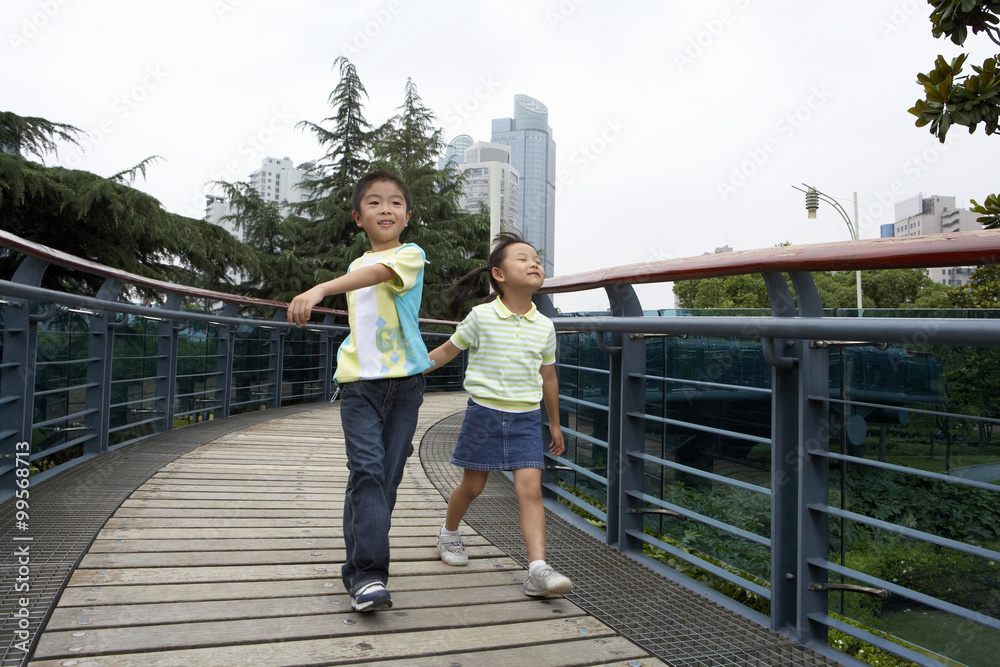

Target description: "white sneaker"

left=437, top=534, right=468, bottom=566
left=522, top=566, right=572, bottom=597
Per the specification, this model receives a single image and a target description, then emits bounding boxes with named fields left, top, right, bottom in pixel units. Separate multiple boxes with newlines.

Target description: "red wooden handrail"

left=0, top=229, right=470, bottom=326
left=540, top=230, right=1000, bottom=295
left=5, top=228, right=999, bottom=312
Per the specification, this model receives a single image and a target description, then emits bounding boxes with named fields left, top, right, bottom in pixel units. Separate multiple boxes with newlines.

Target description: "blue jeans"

left=339, top=374, right=425, bottom=594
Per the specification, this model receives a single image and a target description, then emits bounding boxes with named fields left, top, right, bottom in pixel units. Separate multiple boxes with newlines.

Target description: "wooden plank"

left=28, top=617, right=628, bottom=666
left=44, top=583, right=535, bottom=630
left=77, top=543, right=508, bottom=568
left=32, top=599, right=587, bottom=659
left=100, top=515, right=451, bottom=529
left=53, top=570, right=528, bottom=606
left=65, top=556, right=524, bottom=586
left=364, top=637, right=667, bottom=667
left=86, top=534, right=489, bottom=553
left=90, top=524, right=455, bottom=540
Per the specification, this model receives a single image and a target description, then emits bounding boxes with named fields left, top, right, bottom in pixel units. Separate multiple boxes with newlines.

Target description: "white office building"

left=205, top=156, right=314, bottom=243
left=883, top=195, right=982, bottom=286
left=455, top=141, right=520, bottom=241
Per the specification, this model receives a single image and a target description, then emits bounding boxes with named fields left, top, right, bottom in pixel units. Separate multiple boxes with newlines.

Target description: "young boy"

left=287, top=170, right=431, bottom=612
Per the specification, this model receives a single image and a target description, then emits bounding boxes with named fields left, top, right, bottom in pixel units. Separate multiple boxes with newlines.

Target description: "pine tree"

left=370, top=78, right=489, bottom=320
left=0, top=111, right=253, bottom=293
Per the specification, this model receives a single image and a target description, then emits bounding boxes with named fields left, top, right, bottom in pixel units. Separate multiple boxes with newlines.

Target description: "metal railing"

left=531, top=231, right=1000, bottom=667
left=3, top=228, right=1000, bottom=666
left=0, top=230, right=460, bottom=499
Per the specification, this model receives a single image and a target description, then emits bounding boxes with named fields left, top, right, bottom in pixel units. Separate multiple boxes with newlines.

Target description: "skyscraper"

left=491, top=94, right=557, bottom=275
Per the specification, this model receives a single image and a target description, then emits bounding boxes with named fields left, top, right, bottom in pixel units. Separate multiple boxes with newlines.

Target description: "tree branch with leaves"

left=908, top=0, right=1000, bottom=229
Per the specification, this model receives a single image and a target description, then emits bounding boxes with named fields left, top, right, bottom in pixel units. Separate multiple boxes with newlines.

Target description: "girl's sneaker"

left=350, top=581, right=392, bottom=612
left=437, top=534, right=468, bottom=565
left=522, top=566, right=573, bottom=597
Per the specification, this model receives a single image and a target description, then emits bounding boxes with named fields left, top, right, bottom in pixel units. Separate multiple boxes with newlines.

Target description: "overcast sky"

left=7, top=1, right=997, bottom=310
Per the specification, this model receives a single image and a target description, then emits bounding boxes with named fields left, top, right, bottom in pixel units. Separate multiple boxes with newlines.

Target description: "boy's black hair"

left=446, top=230, right=537, bottom=320
left=351, top=170, right=412, bottom=213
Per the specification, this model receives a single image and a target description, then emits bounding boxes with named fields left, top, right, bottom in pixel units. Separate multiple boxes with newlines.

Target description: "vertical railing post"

left=789, top=272, right=831, bottom=647
left=763, top=271, right=801, bottom=634
left=763, top=270, right=831, bottom=645
left=533, top=293, right=560, bottom=497
left=603, top=282, right=644, bottom=551
left=269, top=312, right=285, bottom=409
left=216, top=303, right=238, bottom=418
left=0, top=257, right=48, bottom=500
left=320, top=314, right=336, bottom=401
left=83, top=278, right=122, bottom=456
left=155, top=293, right=183, bottom=434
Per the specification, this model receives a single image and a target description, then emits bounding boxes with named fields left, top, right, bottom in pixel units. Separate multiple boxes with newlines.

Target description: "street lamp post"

left=792, top=183, right=862, bottom=310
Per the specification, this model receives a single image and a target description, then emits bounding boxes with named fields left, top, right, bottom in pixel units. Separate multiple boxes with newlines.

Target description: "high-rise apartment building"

left=205, top=156, right=313, bottom=243
left=490, top=95, right=557, bottom=275
left=442, top=139, right=520, bottom=241
left=881, top=194, right=982, bottom=286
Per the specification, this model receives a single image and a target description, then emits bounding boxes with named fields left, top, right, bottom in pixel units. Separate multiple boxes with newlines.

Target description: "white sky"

left=6, top=0, right=997, bottom=311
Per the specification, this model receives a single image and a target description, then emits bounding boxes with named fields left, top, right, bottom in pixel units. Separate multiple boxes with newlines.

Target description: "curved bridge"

left=12, top=394, right=838, bottom=666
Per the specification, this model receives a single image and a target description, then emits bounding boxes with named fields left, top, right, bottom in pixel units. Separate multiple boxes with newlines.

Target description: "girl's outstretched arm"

left=540, top=364, right=565, bottom=455
left=425, top=340, right=462, bottom=374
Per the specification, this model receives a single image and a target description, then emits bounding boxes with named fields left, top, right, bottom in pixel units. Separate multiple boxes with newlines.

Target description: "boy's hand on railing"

left=287, top=287, right=325, bottom=327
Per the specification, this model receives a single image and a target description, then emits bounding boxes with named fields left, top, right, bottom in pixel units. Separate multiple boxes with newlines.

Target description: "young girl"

left=426, top=231, right=572, bottom=597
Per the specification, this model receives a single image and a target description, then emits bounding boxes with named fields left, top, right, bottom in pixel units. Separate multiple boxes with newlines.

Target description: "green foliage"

left=226, top=58, right=488, bottom=321
left=929, top=0, right=1000, bottom=46
left=947, top=263, right=1000, bottom=306
left=0, top=110, right=80, bottom=161
left=0, top=148, right=254, bottom=293
left=969, top=193, right=1000, bottom=228
left=841, top=465, right=1000, bottom=546
left=673, top=273, right=772, bottom=309
left=909, top=1, right=1000, bottom=231
left=673, top=269, right=940, bottom=309
left=839, top=536, right=1000, bottom=630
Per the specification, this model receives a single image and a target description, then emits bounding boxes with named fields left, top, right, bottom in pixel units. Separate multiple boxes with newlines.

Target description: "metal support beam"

left=156, top=294, right=183, bottom=433
left=83, top=278, right=122, bottom=457
left=603, top=282, right=645, bottom=551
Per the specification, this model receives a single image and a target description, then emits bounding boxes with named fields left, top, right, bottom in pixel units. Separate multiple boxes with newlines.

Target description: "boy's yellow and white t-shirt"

left=450, top=298, right=556, bottom=412
left=335, top=243, right=431, bottom=383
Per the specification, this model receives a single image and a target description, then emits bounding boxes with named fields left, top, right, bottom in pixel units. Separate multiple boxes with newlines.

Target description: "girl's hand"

left=548, top=425, right=565, bottom=456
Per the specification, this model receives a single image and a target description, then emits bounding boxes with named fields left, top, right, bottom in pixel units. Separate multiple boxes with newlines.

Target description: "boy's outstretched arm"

left=286, top=264, right=396, bottom=327
left=540, top=364, right=565, bottom=456
left=424, top=340, right=462, bottom=374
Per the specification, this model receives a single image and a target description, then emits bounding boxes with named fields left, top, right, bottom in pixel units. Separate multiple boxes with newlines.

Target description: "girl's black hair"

left=446, top=230, right=535, bottom=320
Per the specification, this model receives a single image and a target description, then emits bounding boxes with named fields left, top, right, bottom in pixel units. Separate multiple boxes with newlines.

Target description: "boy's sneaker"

left=437, top=534, right=468, bottom=566
left=350, top=582, right=392, bottom=612
left=522, top=566, right=573, bottom=597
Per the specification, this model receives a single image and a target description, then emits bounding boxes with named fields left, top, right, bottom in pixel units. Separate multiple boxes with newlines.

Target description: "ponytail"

left=446, top=266, right=491, bottom=320
left=446, top=230, right=534, bottom=320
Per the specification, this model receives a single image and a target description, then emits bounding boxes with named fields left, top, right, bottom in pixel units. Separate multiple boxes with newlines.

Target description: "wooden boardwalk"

left=27, top=393, right=665, bottom=666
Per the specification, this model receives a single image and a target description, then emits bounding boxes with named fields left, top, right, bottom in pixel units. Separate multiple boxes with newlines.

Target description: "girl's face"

left=493, top=242, right=544, bottom=292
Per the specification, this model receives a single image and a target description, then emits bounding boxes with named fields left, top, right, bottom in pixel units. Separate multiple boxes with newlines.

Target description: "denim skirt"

left=451, top=399, right=544, bottom=471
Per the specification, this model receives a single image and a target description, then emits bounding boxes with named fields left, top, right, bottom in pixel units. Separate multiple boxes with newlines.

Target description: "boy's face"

left=353, top=180, right=411, bottom=251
